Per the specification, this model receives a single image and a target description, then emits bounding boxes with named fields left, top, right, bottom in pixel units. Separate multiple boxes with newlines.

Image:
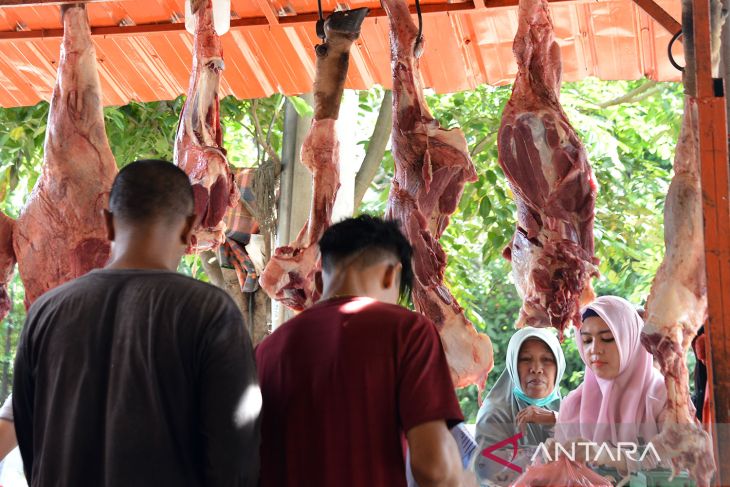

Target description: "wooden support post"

left=693, top=0, right=730, bottom=483
left=720, top=0, right=730, bottom=135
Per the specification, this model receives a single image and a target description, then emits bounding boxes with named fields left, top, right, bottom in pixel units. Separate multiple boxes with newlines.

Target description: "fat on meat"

left=7, top=5, right=117, bottom=310
left=174, top=0, right=238, bottom=252
left=498, top=0, right=598, bottom=338
left=640, top=1, right=725, bottom=484
left=260, top=8, right=369, bottom=310
left=381, top=0, right=494, bottom=390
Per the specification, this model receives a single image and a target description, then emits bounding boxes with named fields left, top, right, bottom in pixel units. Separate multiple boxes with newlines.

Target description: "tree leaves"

left=287, top=95, right=313, bottom=118
left=359, top=79, right=682, bottom=421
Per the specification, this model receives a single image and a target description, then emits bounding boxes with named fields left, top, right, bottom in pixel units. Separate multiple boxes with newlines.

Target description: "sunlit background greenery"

left=0, top=79, right=687, bottom=421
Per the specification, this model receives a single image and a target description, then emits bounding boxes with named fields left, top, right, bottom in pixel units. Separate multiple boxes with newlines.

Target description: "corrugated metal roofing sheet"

left=0, top=0, right=682, bottom=107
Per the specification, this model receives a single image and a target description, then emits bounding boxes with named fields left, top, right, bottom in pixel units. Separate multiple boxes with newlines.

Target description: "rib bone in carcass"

left=640, top=1, right=725, bottom=484
left=174, top=0, right=238, bottom=252
left=260, top=8, right=369, bottom=310
left=8, top=5, right=118, bottom=309
left=497, top=0, right=598, bottom=338
left=381, top=0, right=494, bottom=390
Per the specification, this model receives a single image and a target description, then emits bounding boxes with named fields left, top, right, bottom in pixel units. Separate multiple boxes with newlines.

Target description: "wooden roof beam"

left=0, top=0, right=583, bottom=40
left=0, top=0, right=117, bottom=5
left=253, top=0, right=280, bottom=25
left=631, top=0, right=681, bottom=34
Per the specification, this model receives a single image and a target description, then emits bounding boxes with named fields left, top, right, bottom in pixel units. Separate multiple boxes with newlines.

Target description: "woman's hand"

left=516, top=406, right=557, bottom=431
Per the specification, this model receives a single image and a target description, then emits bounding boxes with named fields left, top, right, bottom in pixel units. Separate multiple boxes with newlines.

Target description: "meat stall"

left=0, top=0, right=727, bottom=484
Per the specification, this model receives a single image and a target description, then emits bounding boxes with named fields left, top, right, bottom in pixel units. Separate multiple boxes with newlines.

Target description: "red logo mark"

left=480, top=432, right=523, bottom=473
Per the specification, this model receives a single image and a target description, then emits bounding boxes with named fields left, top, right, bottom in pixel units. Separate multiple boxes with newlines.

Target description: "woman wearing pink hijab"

left=556, top=295, right=667, bottom=454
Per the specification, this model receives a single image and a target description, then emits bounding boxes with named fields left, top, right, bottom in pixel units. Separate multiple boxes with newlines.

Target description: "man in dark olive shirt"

left=13, top=160, right=260, bottom=487
left=256, top=215, right=464, bottom=487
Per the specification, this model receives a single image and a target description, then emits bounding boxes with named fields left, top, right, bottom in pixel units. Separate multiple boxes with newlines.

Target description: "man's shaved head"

left=109, top=160, right=194, bottom=224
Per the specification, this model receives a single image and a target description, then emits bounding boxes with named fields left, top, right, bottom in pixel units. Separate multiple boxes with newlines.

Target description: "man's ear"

left=314, top=270, right=324, bottom=295
left=381, top=263, right=400, bottom=291
left=181, top=214, right=197, bottom=246
left=103, top=210, right=115, bottom=241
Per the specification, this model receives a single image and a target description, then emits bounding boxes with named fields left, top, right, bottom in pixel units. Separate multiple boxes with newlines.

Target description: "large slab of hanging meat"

left=381, top=0, right=493, bottom=389
left=640, top=1, right=724, bottom=484
left=174, top=0, right=238, bottom=252
left=497, top=0, right=598, bottom=337
left=260, top=8, right=369, bottom=310
left=2, top=5, right=118, bottom=311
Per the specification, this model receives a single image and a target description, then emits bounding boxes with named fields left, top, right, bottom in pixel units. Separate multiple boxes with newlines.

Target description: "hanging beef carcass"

left=0, top=214, right=14, bottom=319
left=0, top=5, right=118, bottom=312
left=381, top=0, right=493, bottom=389
left=174, top=0, right=238, bottom=252
left=497, top=0, right=598, bottom=338
left=640, top=0, right=725, bottom=484
left=260, top=8, right=369, bottom=310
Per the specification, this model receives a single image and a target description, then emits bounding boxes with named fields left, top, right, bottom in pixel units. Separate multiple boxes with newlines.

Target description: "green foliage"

left=361, top=79, right=683, bottom=422
left=0, top=93, right=286, bottom=398
left=287, top=95, right=314, bottom=118
left=0, top=79, right=686, bottom=422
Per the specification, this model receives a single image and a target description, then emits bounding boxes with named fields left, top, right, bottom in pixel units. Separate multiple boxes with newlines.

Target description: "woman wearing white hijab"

left=475, top=327, right=566, bottom=447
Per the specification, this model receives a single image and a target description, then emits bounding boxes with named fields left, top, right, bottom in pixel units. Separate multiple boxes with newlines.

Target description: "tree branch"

left=250, top=99, right=282, bottom=166
left=354, top=90, right=393, bottom=209
left=597, top=80, right=658, bottom=108
left=199, top=250, right=224, bottom=288
left=470, top=132, right=497, bottom=158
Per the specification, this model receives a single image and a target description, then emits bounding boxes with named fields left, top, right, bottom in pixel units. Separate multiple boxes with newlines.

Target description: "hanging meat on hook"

left=260, top=8, right=370, bottom=310
left=381, top=0, right=493, bottom=390
left=497, top=0, right=599, bottom=338
left=174, top=0, right=238, bottom=252
left=640, top=0, right=725, bottom=484
left=0, top=4, right=118, bottom=313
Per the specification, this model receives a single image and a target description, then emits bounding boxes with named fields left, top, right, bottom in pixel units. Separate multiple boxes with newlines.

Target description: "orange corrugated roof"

left=0, top=0, right=682, bottom=107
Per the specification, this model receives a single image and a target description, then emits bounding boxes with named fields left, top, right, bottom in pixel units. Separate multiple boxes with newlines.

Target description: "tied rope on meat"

left=1, top=4, right=118, bottom=312
left=174, top=0, right=238, bottom=252
left=498, top=0, right=598, bottom=338
left=260, top=8, right=369, bottom=310
left=640, top=0, right=725, bottom=484
left=381, top=0, right=494, bottom=390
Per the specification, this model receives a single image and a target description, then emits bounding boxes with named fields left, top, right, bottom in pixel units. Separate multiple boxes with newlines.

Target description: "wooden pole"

left=693, top=0, right=730, bottom=483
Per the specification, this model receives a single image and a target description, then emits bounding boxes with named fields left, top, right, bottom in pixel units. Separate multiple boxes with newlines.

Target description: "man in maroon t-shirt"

left=256, top=215, right=464, bottom=487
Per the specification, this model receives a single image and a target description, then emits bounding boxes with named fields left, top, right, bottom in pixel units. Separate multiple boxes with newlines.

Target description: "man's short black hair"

left=319, top=215, right=414, bottom=302
left=109, top=160, right=194, bottom=224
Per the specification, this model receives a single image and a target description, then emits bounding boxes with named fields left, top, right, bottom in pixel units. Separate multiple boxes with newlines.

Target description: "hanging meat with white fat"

left=0, top=5, right=118, bottom=312
left=174, top=0, right=238, bottom=252
left=260, top=8, right=369, bottom=310
left=381, top=0, right=494, bottom=390
left=497, top=0, right=598, bottom=338
left=640, top=1, right=725, bottom=484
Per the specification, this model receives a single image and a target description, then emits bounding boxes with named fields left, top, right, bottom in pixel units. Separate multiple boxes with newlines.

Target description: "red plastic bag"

left=511, top=456, right=612, bottom=486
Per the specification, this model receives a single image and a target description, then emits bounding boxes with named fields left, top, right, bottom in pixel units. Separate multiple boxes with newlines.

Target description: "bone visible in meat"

left=641, top=97, right=715, bottom=487
left=174, top=0, right=238, bottom=252
left=381, top=0, right=493, bottom=389
left=260, top=8, right=369, bottom=310
left=8, top=5, right=117, bottom=309
left=498, top=0, right=598, bottom=337
left=640, top=2, right=725, bottom=483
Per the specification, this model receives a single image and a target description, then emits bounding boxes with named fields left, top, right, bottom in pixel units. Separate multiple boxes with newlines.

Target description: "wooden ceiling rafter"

left=0, top=0, right=578, bottom=41
left=252, top=0, right=280, bottom=25
left=631, top=0, right=681, bottom=34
